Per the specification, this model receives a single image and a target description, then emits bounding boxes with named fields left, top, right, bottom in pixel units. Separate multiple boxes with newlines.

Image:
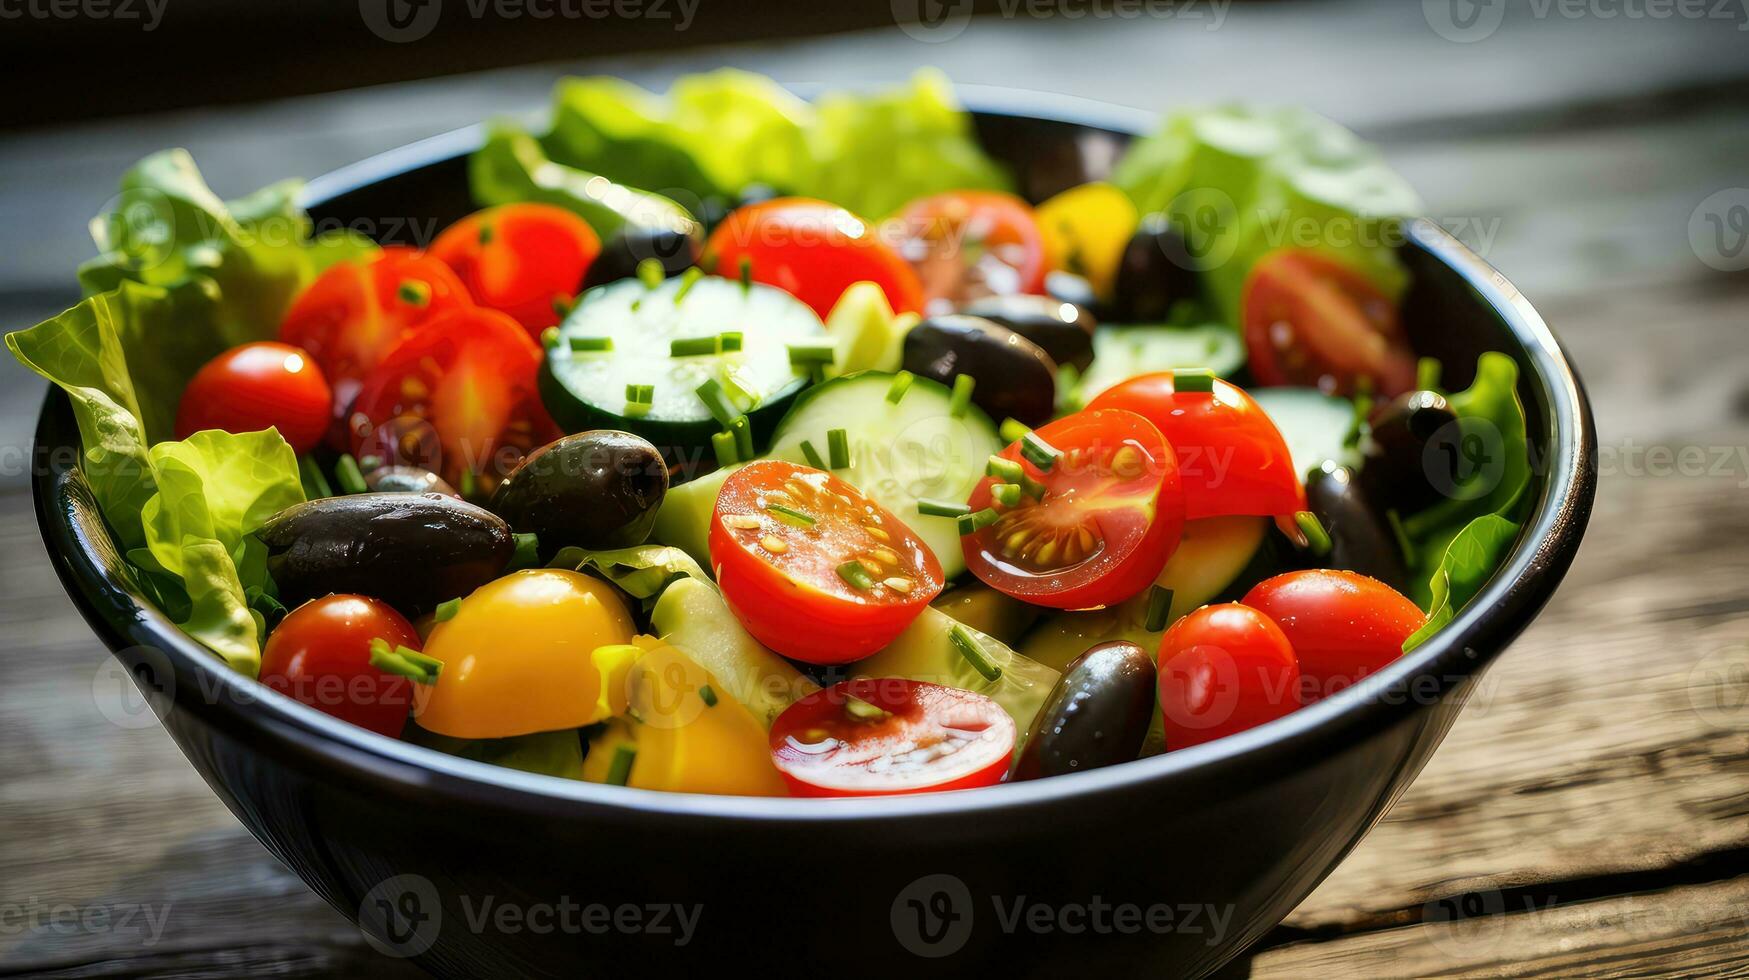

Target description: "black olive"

left=1106, top=213, right=1202, bottom=324
left=489, top=430, right=668, bottom=554
left=363, top=465, right=457, bottom=497
left=581, top=224, right=702, bottom=290
left=1012, top=641, right=1156, bottom=780
left=1045, top=270, right=1098, bottom=310
left=1360, top=390, right=1458, bottom=513
left=959, top=294, right=1097, bottom=372
left=258, top=493, right=513, bottom=616
left=901, top=314, right=1058, bottom=428
left=1305, top=464, right=1410, bottom=592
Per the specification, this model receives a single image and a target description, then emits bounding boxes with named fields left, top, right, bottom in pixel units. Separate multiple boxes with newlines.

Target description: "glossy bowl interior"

left=32, top=87, right=1594, bottom=977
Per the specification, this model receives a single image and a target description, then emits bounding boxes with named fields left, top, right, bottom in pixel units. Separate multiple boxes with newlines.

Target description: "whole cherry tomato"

left=260, top=594, right=425, bottom=737
left=1156, top=602, right=1300, bottom=749
left=175, top=341, right=332, bottom=453
left=279, top=246, right=471, bottom=391
left=1242, top=569, right=1426, bottom=702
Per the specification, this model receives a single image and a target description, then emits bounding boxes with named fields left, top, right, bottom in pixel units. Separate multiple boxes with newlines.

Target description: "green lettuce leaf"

left=546, top=543, right=710, bottom=611
left=544, top=76, right=726, bottom=202
left=406, top=725, right=587, bottom=780
left=471, top=122, right=698, bottom=240
left=1403, top=514, right=1521, bottom=651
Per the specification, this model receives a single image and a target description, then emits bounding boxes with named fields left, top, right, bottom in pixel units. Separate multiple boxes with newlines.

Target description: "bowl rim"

left=32, top=88, right=1596, bottom=824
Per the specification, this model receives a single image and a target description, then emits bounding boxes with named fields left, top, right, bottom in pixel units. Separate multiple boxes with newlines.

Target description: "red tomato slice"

left=174, top=341, right=332, bottom=453
left=1156, top=602, right=1300, bottom=749
left=705, top=197, right=924, bottom=319
left=260, top=594, right=424, bottom=737
left=962, top=409, right=1184, bottom=610
left=279, top=246, right=471, bottom=391
left=709, top=460, right=944, bottom=665
left=1241, top=569, right=1426, bottom=702
left=429, top=204, right=601, bottom=340
left=349, top=306, right=557, bottom=491
left=896, top=190, right=1049, bottom=314
left=1241, top=249, right=1416, bottom=397
left=1085, top=371, right=1307, bottom=521
left=770, top=678, right=1015, bottom=797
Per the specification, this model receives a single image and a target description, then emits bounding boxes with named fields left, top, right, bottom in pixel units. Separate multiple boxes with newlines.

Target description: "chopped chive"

left=434, top=598, right=463, bottom=623
left=698, top=684, right=718, bottom=708
left=605, top=743, right=637, bottom=786
left=720, top=331, right=744, bottom=353
left=551, top=293, right=576, bottom=319
left=1386, top=508, right=1417, bottom=567
left=1417, top=357, right=1443, bottom=392
left=396, top=279, right=430, bottom=307
left=672, top=266, right=704, bottom=304
left=1144, top=586, right=1176, bottom=632
left=917, top=498, right=972, bottom=518
left=357, top=454, right=383, bottom=473
left=986, top=456, right=1024, bottom=482
left=999, top=418, right=1031, bottom=444
left=827, top=429, right=850, bottom=469
left=568, top=335, right=613, bottom=353
left=767, top=504, right=817, bottom=528
left=837, top=560, right=875, bottom=591
left=695, top=379, right=740, bottom=427
left=625, top=383, right=654, bottom=404
left=1174, top=368, right=1216, bottom=393
left=990, top=483, right=1022, bottom=507
left=637, top=257, right=664, bottom=289
left=458, top=467, right=478, bottom=500
left=298, top=455, right=333, bottom=499
left=949, top=624, right=1003, bottom=682
left=334, top=454, right=368, bottom=495
left=844, top=696, right=891, bottom=721
left=1295, top=511, right=1333, bottom=557
left=948, top=374, right=976, bottom=418
left=886, top=370, right=915, bottom=404
left=711, top=430, right=739, bottom=468
left=670, top=336, right=720, bottom=357
left=799, top=440, right=826, bottom=469
left=541, top=326, right=561, bottom=350
left=506, top=532, right=541, bottom=571
left=730, top=414, right=754, bottom=459
left=956, top=507, right=1000, bottom=536
left=368, top=637, right=442, bottom=685
left=737, top=255, right=753, bottom=292
left=1020, top=431, right=1062, bottom=471
left=787, top=341, right=836, bottom=366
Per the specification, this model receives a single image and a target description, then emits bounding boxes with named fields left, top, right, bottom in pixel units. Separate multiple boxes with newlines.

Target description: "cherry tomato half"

left=1242, top=569, right=1426, bottom=703
left=706, top=197, right=924, bottom=319
left=349, top=305, right=558, bottom=491
left=1241, top=249, right=1416, bottom=397
left=174, top=341, right=332, bottom=453
left=770, top=678, right=1015, bottom=797
left=260, top=594, right=424, bottom=737
left=1156, top=602, right=1300, bottom=750
left=279, top=247, right=471, bottom=392
left=963, top=409, right=1183, bottom=610
left=709, top=460, right=944, bottom=665
left=1086, top=371, right=1307, bottom=521
left=429, top=203, right=601, bottom=340
left=895, top=190, right=1049, bottom=314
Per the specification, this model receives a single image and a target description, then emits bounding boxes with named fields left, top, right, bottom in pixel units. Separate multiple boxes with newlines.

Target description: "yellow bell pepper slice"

left=1036, top=181, right=1137, bottom=298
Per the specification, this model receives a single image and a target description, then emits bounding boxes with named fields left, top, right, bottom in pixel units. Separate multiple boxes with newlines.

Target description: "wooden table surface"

left=2, top=2, right=1746, bottom=975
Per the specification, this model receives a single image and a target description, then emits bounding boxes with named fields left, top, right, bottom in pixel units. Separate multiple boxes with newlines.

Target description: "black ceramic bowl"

left=32, top=88, right=1594, bottom=978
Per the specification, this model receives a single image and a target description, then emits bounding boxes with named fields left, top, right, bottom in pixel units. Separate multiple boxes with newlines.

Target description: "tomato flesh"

left=1241, top=569, right=1426, bottom=703
left=279, top=246, right=471, bottom=391
left=1156, top=603, right=1300, bottom=749
left=706, top=197, right=924, bottom=319
left=1085, top=371, right=1307, bottom=520
left=770, top=679, right=1015, bottom=797
left=962, top=409, right=1183, bottom=610
left=1241, top=249, right=1416, bottom=396
left=896, top=190, right=1049, bottom=314
left=175, top=341, right=333, bottom=453
left=709, top=460, right=943, bottom=665
left=260, top=594, right=424, bottom=737
left=430, top=203, right=601, bottom=340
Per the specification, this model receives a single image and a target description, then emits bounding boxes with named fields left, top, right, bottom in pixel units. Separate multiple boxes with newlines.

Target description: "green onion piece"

left=885, top=370, right=915, bottom=404
left=827, top=429, right=850, bottom=469
left=949, top=624, right=1003, bottom=682
left=699, top=684, right=718, bottom=708
left=720, top=331, right=744, bottom=353
left=948, top=374, right=976, bottom=418
left=695, top=379, right=740, bottom=427
left=1386, top=509, right=1417, bottom=567
left=1295, top=511, right=1333, bottom=557
left=1417, top=357, right=1443, bottom=392
left=568, top=335, right=613, bottom=353
left=711, top=430, right=739, bottom=468
left=730, top=415, right=754, bottom=460
left=956, top=507, right=1000, bottom=536
left=1020, top=431, right=1062, bottom=471
left=458, top=467, right=478, bottom=501
left=506, top=532, right=541, bottom=571
left=434, top=598, right=463, bottom=623
left=836, top=560, right=875, bottom=591
left=396, top=279, right=430, bottom=308
left=357, top=454, right=383, bottom=473
left=799, top=440, right=826, bottom=469
left=670, top=336, right=720, bottom=357
left=844, top=696, right=890, bottom=721
left=999, top=417, right=1031, bottom=444
left=737, top=255, right=753, bottom=292
left=767, top=504, right=817, bottom=528
left=551, top=294, right=576, bottom=320
left=917, top=498, right=973, bottom=518
left=625, top=383, right=654, bottom=404
left=298, top=455, right=333, bottom=499
left=334, top=454, right=368, bottom=495
left=637, top=258, right=664, bottom=289
left=990, top=483, right=1022, bottom=507
left=986, top=456, right=1024, bottom=483
left=1144, top=586, right=1176, bottom=632
left=368, top=638, right=442, bottom=685
left=787, top=341, right=836, bottom=365
left=540, top=326, right=561, bottom=350
left=1174, top=368, right=1216, bottom=393
left=672, top=266, right=704, bottom=304
left=604, top=743, right=637, bottom=786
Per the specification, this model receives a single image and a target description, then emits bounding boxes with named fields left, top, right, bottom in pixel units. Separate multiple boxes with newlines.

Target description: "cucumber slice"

left=1250, top=387, right=1360, bottom=478
left=1076, top=323, right=1246, bottom=405
left=540, top=275, right=825, bottom=460
left=767, top=370, right=1002, bottom=579
left=649, top=578, right=816, bottom=729
left=649, top=462, right=739, bottom=567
